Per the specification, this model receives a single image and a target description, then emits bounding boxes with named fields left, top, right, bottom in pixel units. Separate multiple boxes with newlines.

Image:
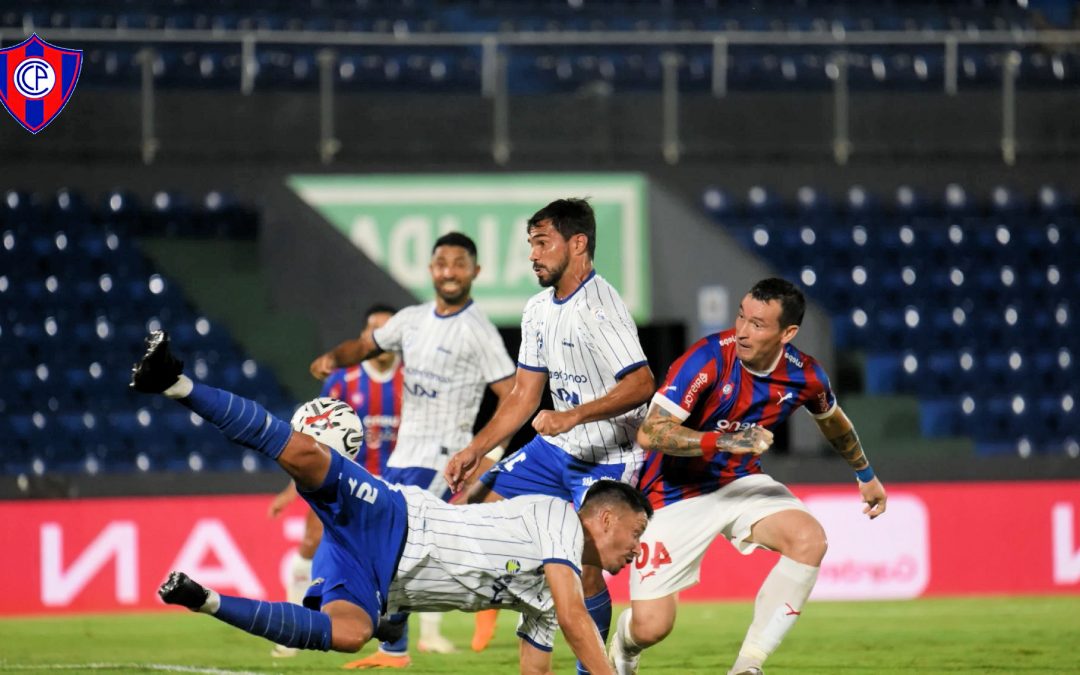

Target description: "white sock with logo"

left=731, top=556, right=819, bottom=672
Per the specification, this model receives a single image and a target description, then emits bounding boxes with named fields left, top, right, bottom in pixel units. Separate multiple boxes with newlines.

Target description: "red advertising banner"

left=1, top=481, right=1078, bottom=615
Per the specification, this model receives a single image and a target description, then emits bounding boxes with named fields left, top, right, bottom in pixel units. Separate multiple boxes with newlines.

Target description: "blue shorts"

left=382, top=465, right=451, bottom=501
left=300, top=452, right=408, bottom=626
left=479, top=435, right=641, bottom=509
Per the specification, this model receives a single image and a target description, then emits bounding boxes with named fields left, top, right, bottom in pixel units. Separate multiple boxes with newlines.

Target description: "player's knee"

left=329, top=622, right=372, bottom=653
left=632, top=612, right=675, bottom=647
left=788, top=523, right=828, bottom=565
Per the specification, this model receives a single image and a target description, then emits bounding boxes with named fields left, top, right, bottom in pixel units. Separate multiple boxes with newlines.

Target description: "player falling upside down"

left=132, top=330, right=649, bottom=675
left=608, top=277, right=888, bottom=675
left=267, top=304, right=402, bottom=658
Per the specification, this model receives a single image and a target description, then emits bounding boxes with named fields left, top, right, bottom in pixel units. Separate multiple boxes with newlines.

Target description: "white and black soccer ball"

left=289, top=397, right=364, bottom=461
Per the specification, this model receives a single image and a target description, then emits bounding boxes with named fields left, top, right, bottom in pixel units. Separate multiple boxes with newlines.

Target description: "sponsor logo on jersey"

left=536, top=330, right=544, bottom=352
left=554, top=387, right=581, bottom=405
left=719, top=335, right=737, bottom=347
left=683, top=371, right=710, bottom=407
left=550, top=370, right=588, bottom=384
left=784, top=351, right=804, bottom=368
left=593, top=307, right=607, bottom=322
left=777, top=392, right=794, bottom=404
left=404, top=382, right=438, bottom=398
left=505, top=560, right=522, bottom=575
left=721, top=383, right=734, bottom=396
left=715, top=419, right=759, bottom=432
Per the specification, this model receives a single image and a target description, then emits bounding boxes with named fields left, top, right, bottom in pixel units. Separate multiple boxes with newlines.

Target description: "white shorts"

left=629, top=474, right=808, bottom=600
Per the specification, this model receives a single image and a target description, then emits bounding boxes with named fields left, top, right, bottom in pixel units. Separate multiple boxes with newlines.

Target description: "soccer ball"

left=289, top=397, right=364, bottom=461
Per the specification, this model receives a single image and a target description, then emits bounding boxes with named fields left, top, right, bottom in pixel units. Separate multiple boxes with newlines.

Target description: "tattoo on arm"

left=828, top=429, right=868, bottom=470
left=642, top=406, right=709, bottom=457
left=717, top=430, right=762, bottom=454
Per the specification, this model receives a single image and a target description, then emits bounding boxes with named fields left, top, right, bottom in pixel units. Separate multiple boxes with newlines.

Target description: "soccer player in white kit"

left=310, top=232, right=516, bottom=665
left=445, top=198, right=656, bottom=675
left=132, top=330, right=650, bottom=675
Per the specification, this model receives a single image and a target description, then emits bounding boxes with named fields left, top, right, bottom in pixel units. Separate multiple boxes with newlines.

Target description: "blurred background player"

left=609, top=277, right=888, bottom=675
left=267, top=303, right=401, bottom=658
left=310, top=232, right=515, bottom=667
left=131, top=330, right=651, bottom=675
left=446, top=198, right=655, bottom=675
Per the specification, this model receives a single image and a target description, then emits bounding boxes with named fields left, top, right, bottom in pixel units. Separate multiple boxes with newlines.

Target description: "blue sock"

left=381, top=612, right=409, bottom=655
left=214, top=594, right=332, bottom=651
left=178, top=381, right=291, bottom=460
left=577, top=588, right=612, bottom=675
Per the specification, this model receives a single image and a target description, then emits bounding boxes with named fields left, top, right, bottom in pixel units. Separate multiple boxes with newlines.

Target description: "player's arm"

left=445, top=367, right=547, bottom=492
left=531, top=364, right=655, bottom=437
left=309, top=326, right=383, bottom=380
left=543, top=563, right=615, bottom=675
left=815, top=405, right=887, bottom=519
left=637, top=401, right=774, bottom=457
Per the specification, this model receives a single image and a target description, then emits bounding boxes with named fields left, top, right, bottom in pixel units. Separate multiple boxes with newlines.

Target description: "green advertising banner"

left=287, top=174, right=650, bottom=326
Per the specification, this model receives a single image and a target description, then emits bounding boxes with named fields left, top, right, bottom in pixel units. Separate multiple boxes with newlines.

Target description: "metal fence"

left=4, top=27, right=1079, bottom=165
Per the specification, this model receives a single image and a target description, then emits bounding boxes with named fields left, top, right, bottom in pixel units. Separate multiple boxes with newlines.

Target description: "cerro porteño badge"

left=0, top=33, right=82, bottom=134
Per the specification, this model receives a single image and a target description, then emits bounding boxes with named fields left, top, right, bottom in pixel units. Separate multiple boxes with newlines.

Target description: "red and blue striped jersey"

left=638, top=328, right=836, bottom=510
left=321, top=360, right=404, bottom=477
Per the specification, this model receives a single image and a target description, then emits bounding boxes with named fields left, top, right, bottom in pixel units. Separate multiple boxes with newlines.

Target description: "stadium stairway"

left=137, top=238, right=320, bottom=401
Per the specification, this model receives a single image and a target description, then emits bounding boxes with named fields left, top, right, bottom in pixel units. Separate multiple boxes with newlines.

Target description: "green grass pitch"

left=1, top=597, right=1079, bottom=674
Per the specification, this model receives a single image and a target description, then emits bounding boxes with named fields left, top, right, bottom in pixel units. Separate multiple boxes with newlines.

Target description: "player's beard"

left=436, top=279, right=470, bottom=305
left=534, top=258, right=568, bottom=288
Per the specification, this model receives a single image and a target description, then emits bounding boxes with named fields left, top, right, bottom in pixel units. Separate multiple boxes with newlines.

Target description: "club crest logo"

left=0, top=34, right=82, bottom=134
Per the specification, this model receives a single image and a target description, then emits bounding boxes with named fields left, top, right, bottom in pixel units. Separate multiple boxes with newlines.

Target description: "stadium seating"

left=704, top=183, right=1078, bottom=458
left=7, top=1, right=1052, bottom=94
left=0, top=188, right=294, bottom=476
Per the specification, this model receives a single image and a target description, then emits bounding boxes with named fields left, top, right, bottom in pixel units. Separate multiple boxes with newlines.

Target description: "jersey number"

left=347, top=477, right=379, bottom=504
left=502, top=452, right=528, bottom=473
left=634, top=541, right=672, bottom=570
left=489, top=578, right=509, bottom=605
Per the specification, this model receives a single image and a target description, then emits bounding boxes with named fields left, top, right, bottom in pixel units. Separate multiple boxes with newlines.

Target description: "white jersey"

left=373, top=301, right=514, bottom=470
left=518, top=271, right=648, bottom=464
left=389, top=488, right=584, bottom=649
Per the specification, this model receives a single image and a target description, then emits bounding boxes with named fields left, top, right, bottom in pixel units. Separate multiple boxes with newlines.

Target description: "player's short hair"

left=580, top=479, right=654, bottom=519
left=527, top=198, right=596, bottom=259
left=749, top=277, right=806, bottom=328
left=432, top=231, right=478, bottom=259
left=364, top=303, right=397, bottom=321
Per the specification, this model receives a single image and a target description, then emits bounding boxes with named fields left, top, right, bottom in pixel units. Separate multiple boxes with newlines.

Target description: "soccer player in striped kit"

left=310, top=232, right=516, bottom=667
left=446, top=198, right=656, bottom=675
left=132, top=330, right=649, bottom=675
left=268, top=304, right=402, bottom=658
left=608, top=277, right=888, bottom=675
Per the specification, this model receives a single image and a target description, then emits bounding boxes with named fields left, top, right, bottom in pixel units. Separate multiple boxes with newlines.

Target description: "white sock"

left=287, top=552, right=313, bottom=606
left=198, top=589, right=221, bottom=615
left=615, top=608, right=643, bottom=657
left=733, top=556, right=819, bottom=671
left=419, top=612, right=443, bottom=639
left=163, top=374, right=194, bottom=399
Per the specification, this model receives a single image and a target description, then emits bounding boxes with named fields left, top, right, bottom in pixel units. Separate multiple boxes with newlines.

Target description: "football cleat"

left=341, top=651, right=412, bottom=669
left=471, top=608, right=498, bottom=652
left=728, top=668, right=764, bottom=675
left=130, top=330, right=184, bottom=393
left=158, top=571, right=209, bottom=611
